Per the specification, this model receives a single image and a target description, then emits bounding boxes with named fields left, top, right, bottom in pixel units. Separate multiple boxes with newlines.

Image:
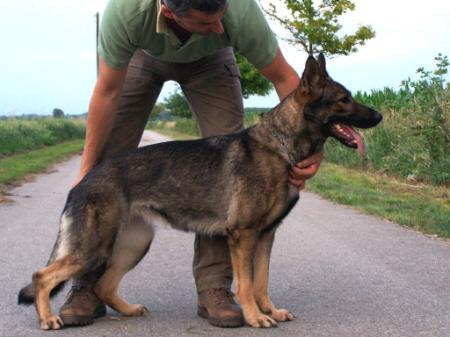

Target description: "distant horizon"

left=0, top=105, right=275, bottom=118
left=0, top=0, right=449, bottom=116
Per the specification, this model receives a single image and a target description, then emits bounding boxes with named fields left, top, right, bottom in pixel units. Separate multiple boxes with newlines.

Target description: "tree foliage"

left=261, top=0, right=375, bottom=57
left=52, top=108, right=64, bottom=118
left=235, top=52, right=273, bottom=98
left=163, top=89, right=191, bottom=118
left=151, top=102, right=166, bottom=118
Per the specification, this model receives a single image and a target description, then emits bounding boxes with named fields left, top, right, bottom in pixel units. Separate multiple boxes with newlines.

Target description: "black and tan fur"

left=18, top=55, right=382, bottom=330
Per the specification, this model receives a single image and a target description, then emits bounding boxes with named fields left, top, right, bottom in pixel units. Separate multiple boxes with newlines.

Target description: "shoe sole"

left=60, top=305, right=107, bottom=326
left=197, top=305, right=244, bottom=328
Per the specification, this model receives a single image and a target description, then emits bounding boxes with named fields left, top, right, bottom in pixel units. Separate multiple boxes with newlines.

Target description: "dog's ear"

left=301, top=55, right=325, bottom=92
left=317, top=53, right=329, bottom=78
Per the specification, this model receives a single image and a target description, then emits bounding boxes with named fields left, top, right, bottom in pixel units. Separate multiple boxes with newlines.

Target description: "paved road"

left=1, top=131, right=449, bottom=337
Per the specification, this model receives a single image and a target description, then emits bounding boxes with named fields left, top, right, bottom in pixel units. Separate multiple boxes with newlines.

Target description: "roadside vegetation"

left=308, top=163, right=449, bottom=238
left=0, top=139, right=84, bottom=187
left=0, top=118, right=85, bottom=156
left=0, top=118, right=86, bottom=187
left=327, top=54, right=449, bottom=186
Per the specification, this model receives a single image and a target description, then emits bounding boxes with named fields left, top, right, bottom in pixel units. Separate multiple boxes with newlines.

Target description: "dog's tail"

left=18, top=237, right=68, bottom=305
left=18, top=207, right=75, bottom=306
left=17, top=238, right=68, bottom=305
left=18, top=281, right=66, bottom=305
left=18, top=283, right=35, bottom=305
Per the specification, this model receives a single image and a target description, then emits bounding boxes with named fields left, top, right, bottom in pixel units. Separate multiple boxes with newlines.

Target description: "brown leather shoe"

left=197, top=288, right=244, bottom=328
left=59, top=284, right=106, bottom=326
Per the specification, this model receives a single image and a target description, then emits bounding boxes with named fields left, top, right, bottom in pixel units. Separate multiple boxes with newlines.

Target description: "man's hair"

left=162, top=0, right=228, bottom=16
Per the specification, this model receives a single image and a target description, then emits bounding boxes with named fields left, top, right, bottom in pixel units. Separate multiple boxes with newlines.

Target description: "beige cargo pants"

left=98, top=47, right=244, bottom=293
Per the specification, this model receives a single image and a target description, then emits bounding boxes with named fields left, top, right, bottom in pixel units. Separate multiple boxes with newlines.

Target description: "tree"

left=163, top=89, right=191, bottom=118
left=235, top=52, right=273, bottom=98
left=261, top=0, right=375, bottom=57
left=151, top=102, right=166, bottom=118
left=52, top=108, right=64, bottom=118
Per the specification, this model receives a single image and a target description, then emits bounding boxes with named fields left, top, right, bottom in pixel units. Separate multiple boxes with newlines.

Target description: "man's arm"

left=259, top=48, right=300, bottom=100
left=75, top=58, right=128, bottom=185
left=259, top=48, right=324, bottom=189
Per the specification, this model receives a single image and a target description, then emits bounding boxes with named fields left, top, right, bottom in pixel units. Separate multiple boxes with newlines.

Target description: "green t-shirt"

left=99, top=0, right=279, bottom=69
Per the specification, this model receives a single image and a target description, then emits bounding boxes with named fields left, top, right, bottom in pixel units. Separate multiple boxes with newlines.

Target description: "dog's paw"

left=269, top=308, right=295, bottom=322
left=127, top=304, right=150, bottom=317
left=246, top=313, right=278, bottom=328
left=40, top=315, right=64, bottom=330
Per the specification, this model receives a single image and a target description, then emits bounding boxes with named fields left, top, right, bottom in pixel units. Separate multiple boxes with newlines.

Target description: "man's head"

left=161, top=0, right=228, bottom=35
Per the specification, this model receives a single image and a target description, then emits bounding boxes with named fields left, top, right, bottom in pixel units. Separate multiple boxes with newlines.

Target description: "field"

left=0, top=117, right=85, bottom=156
left=0, top=118, right=86, bottom=186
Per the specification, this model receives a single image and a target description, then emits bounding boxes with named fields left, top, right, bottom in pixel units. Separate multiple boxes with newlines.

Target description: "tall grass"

left=0, top=118, right=86, bottom=156
left=327, top=54, right=449, bottom=185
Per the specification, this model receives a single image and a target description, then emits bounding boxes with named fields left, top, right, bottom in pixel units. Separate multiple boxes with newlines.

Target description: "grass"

left=331, top=55, right=450, bottom=186
left=147, top=126, right=450, bottom=239
left=308, top=163, right=450, bottom=238
left=0, top=139, right=84, bottom=188
left=0, top=118, right=85, bottom=156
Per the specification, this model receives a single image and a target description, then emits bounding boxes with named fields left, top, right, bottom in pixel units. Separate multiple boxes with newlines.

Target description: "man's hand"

left=289, top=149, right=324, bottom=190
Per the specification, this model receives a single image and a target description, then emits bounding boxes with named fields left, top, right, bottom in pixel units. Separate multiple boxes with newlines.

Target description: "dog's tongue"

left=336, top=123, right=365, bottom=157
left=344, top=124, right=365, bottom=157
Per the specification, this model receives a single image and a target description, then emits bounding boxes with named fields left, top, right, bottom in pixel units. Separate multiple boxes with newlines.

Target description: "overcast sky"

left=0, top=0, right=449, bottom=116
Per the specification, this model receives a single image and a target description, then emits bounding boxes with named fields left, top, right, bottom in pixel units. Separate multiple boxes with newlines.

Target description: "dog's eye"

left=339, top=97, right=351, bottom=104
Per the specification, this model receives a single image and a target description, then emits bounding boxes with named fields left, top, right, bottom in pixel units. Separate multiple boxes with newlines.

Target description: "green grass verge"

left=0, top=139, right=84, bottom=186
left=148, top=126, right=450, bottom=239
left=308, top=163, right=449, bottom=238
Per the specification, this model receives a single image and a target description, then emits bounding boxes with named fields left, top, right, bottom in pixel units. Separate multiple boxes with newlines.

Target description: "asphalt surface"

left=0, top=131, right=449, bottom=337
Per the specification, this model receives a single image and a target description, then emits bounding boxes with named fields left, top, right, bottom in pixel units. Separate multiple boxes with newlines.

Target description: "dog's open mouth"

left=329, top=123, right=365, bottom=157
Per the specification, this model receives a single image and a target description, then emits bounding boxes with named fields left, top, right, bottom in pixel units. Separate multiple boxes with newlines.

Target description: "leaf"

left=261, top=0, right=376, bottom=57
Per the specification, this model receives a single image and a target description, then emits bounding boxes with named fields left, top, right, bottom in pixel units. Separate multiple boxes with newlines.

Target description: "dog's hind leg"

left=253, top=230, right=294, bottom=322
left=94, top=215, right=154, bottom=317
left=227, top=227, right=277, bottom=328
left=33, top=255, right=83, bottom=330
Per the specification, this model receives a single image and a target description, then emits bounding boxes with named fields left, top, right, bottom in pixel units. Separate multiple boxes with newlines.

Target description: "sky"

left=0, top=0, right=449, bottom=116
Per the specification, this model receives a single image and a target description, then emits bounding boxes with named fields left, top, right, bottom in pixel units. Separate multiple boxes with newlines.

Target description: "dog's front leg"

left=227, top=227, right=277, bottom=328
left=253, top=230, right=294, bottom=322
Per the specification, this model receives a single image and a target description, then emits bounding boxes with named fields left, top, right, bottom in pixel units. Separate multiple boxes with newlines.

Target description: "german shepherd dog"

left=18, top=54, right=382, bottom=329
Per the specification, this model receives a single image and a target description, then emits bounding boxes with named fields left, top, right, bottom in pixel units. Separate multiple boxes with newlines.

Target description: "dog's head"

left=298, top=54, right=382, bottom=156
